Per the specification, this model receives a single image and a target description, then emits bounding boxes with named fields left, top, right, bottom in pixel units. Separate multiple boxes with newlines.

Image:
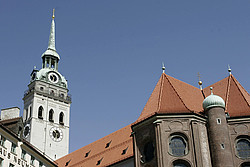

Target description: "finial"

left=198, top=72, right=203, bottom=90
left=228, top=64, right=231, bottom=75
left=47, top=9, right=56, bottom=51
left=34, top=66, right=37, bottom=69
left=162, top=62, right=166, bottom=74
left=52, top=9, right=55, bottom=20
left=210, top=87, right=213, bottom=95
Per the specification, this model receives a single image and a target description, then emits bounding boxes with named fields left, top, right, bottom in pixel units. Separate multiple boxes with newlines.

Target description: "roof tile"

left=203, top=75, right=250, bottom=117
left=135, top=73, right=204, bottom=124
left=56, top=125, right=133, bottom=167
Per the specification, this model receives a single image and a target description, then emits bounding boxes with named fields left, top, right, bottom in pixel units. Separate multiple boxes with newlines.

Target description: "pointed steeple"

left=42, top=9, right=60, bottom=70
left=134, top=73, right=204, bottom=124
left=48, top=9, right=56, bottom=51
left=203, top=74, right=250, bottom=117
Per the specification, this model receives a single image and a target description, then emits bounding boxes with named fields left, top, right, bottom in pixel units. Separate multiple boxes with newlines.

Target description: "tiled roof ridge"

left=137, top=75, right=163, bottom=120
left=157, top=74, right=165, bottom=114
left=64, top=124, right=132, bottom=157
left=225, top=75, right=231, bottom=112
left=132, top=112, right=157, bottom=125
left=231, top=75, right=250, bottom=106
left=164, top=73, right=191, bottom=112
left=231, top=74, right=250, bottom=96
left=69, top=138, right=133, bottom=167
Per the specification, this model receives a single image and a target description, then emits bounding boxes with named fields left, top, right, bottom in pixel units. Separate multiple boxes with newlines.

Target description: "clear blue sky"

left=0, top=1, right=249, bottom=153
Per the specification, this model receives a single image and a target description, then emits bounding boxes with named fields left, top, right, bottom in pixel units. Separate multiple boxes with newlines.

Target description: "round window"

left=169, top=134, right=188, bottom=157
left=236, top=137, right=250, bottom=159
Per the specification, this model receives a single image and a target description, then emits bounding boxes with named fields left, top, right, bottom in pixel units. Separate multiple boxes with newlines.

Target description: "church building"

left=20, top=9, right=249, bottom=167
left=1, top=10, right=250, bottom=167
left=56, top=67, right=249, bottom=167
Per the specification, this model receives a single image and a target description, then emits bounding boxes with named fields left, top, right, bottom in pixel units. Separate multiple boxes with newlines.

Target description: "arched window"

left=29, top=106, right=32, bottom=118
left=169, top=134, right=188, bottom=157
left=49, top=109, right=54, bottom=122
left=241, top=162, right=250, bottom=167
left=173, top=160, right=191, bottom=167
left=143, top=141, right=154, bottom=162
left=59, top=112, right=64, bottom=125
left=26, top=108, right=29, bottom=121
left=236, top=137, right=250, bottom=159
left=50, top=90, right=55, bottom=95
left=38, top=106, right=43, bottom=119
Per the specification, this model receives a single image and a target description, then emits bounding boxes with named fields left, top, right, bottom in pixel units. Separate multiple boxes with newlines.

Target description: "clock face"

left=48, top=72, right=59, bottom=84
left=23, top=124, right=30, bottom=138
left=50, top=127, right=63, bottom=142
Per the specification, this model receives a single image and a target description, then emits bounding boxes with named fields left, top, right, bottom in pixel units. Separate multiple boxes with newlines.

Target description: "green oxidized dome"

left=36, top=68, right=68, bottom=88
left=203, top=94, right=225, bottom=111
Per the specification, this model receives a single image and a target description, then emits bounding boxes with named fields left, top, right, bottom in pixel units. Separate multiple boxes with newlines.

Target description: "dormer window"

left=85, top=150, right=91, bottom=158
left=121, top=147, right=128, bottom=155
left=105, top=141, right=112, bottom=148
left=65, top=160, right=71, bottom=166
left=96, top=158, right=103, bottom=165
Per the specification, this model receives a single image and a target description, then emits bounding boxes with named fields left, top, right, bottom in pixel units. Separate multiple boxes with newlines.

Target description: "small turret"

left=203, top=87, right=225, bottom=110
left=203, top=87, right=233, bottom=167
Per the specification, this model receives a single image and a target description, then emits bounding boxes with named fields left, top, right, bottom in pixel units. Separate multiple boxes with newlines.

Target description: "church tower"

left=22, top=9, right=71, bottom=160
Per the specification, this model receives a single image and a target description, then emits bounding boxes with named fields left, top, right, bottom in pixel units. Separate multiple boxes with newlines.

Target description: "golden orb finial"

left=197, top=72, right=203, bottom=90
left=198, top=80, right=202, bottom=85
left=52, top=9, right=55, bottom=19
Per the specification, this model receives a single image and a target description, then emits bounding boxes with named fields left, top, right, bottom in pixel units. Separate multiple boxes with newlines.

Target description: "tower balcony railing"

left=24, top=87, right=72, bottom=103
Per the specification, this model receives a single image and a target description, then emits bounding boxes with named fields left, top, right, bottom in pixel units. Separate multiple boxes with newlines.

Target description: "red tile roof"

left=57, top=73, right=249, bottom=167
left=203, top=74, right=250, bottom=117
left=56, top=125, right=133, bottom=167
left=134, top=73, right=204, bottom=124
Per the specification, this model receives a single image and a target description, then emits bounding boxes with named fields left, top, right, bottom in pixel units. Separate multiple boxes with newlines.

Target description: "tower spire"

left=48, top=9, right=56, bottom=51
left=42, top=9, right=60, bottom=70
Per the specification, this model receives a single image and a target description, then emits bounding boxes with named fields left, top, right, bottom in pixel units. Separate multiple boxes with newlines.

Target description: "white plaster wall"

left=24, top=86, right=70, bottom=160
left=0, top=129, right=55, bottom=167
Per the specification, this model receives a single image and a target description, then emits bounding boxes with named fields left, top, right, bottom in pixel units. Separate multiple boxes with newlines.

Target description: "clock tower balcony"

left=23, top=87, right=72, bottom=104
